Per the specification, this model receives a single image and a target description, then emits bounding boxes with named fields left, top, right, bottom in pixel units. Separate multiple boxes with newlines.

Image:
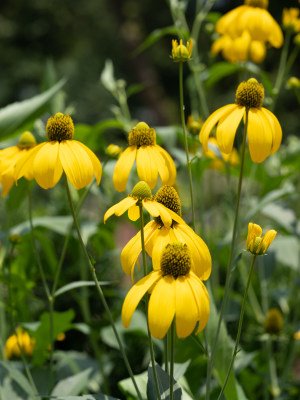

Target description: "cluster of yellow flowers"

left=212, top=0, right=284, bottom=63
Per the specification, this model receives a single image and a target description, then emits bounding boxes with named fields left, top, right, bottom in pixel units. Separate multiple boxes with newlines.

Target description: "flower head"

left=105, top=144, right=123, bottom=159
left=104, top=181, right=183, bottom=228
left=5, top=327, right=35, bottom=359
left=171, top=39, right=193, bottom=62
left=282, top=8, right=300, bottom=33
left=199, top=78, right=282, bottom=163
left=187, top=115, right=203, bottom=136
left=0, top=131, right=37, bottom=197
left=14, top=113, right=102, bottom=190
left=215, top=0, right=283, bottom=48
left=122, top=242, right=210, bottom=339
left=246, top=222, right=277, bottom=255
left=121, top=185, right=211, bottom=280
left=113, top=122, right=176, bottom=192
left=264, top=308, right=283, bottom=335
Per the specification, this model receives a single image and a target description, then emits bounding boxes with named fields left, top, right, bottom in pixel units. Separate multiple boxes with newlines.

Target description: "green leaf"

left=9, top=216, right=73, bottom=236
left=147, top=363, right=182, bottom=400
left=204, top=62, right=241, bottom=88
left=51, top=368, right=92, bottom=396
left=44, top=395, right=119, bottom=400
left=0, top=79, right=66, bottom=140
left=0, top=361, right=36, bottom=399
left=118, top=370, right=148, bottom=399
left=54, top=281, right=111, bottom=298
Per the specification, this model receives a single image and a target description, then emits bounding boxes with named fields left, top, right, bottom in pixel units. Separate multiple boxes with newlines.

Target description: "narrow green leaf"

left=0, top=361, right=36, bottom=399
left=147, top=363, right=182, bottom=400
left=204, top=62, right=241, bottom=88
left=51, top=368, right=92, bottom=396
left=0, top=79, right=66, bottom=140
left=44, top=395, right=119, bottom=400
left=9, top=216, right=73, bottom=237
left=54, top=281, right=111, bottom=298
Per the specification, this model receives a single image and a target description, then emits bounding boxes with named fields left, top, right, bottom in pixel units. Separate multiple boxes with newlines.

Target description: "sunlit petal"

left=104, top=197, right=137, bottom=223
left=175, top=276, right=198, bottom=338
left=247, top=108, right=272, bottom=163
left=113, top=146, right=137, bottom=192
left=75, top=141, right=102, bottom=185
left=136, top=146, right=158, bottom=189
left=216, top=106, right=244, bottom=154
left=261, top=108, right=282, bottom=155
left=33, top=142, right=63, bottom=189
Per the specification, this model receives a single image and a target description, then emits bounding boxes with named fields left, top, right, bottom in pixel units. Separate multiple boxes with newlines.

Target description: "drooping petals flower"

left=5, top=327, right=35, bottom=359
left=122, top=242, right=210, bottom=339
left=246, top=222, right=277, bottom=255
left=282, top=8, right=300, bottom=33
left=199, top=78, right=282, bottom=163
left=14, top=113, right=102, bottom=190
left=113, top=122, right=176, bottom=192
left=121, top=185, right=211, bottom=280
left=0, top=131, right=37, bottom=197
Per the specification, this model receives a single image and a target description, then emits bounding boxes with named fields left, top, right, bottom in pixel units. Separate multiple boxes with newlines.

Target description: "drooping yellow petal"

left=150, top=146, right=169, bottom=184
left=216, top=6, right=244, bottom=35
left=104, top=196, right=137, bottom=223
left=136, top=146, right=158, bottom=189
left=143, top=201, right=173, bottom=229
left=128, top=204, right=140, bottom=221
left=150, top=227, right=177, bottom=269
left=261, top=229, right=277, bottom=252
left=113, top=146, right=137, bottom=192
left=122, top=271, right=161, bottom=328
left=247, top=108, right=273, bottom=163
left=216, top=105, right=244, bottom=154
left=173, top=224, right=212, bottom=280
left=261, top=108, right=282, bottom=155
left=189, top=272, right=210, bottom=334
left=15, top=143, right=45, bottom=181
left=148, top=275, right=176, bottom=339
left=59, top=140, right=94, bottom=189
left=1, top=167, right=15, bottom=197
left=199, top=104, right=237, bottom=152
left=156, top=146, right=177, bottom=186
left=75, top=141, right=102, bottom=185
left=246, top=222, right=262, bottom=248
left=33, top=142, right=63, bottom=189
left=175, top=276, right=199, bottom=338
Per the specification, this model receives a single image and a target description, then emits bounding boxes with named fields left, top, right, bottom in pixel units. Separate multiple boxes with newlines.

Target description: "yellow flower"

left=113, top=122, right=176, bottom=192
left=246, top=222, right=277, bottom=255
left=294, top=330, right=300, bottom=340
left=187, top=115, right=203, bottom=136
left=14, top=113, right=102, bottom=190
left=287, top=76, right=300, bottom=89
left=5, top=327, right=35, bottom=359
left=212, top=31, right=266, bottom=63
left=264, top=308, right=283, bottom=335
left=104, top=181, right=183, bottom=228
left=105, top=144, right=123, bottom=159
left=204, top=138, right=239, bottom=170
left=199, top=78, right=282, bottom=163
left=121, top=185, right=211, bottom=281
left=171, top=39, right=193, bottom=62
left=0, top=131, right=36, bottom=197
left=215, top=0, right=283, bottom=48
left=122, top=242, right=210, bottom=339
left=282, top=8, right=300, bottom=33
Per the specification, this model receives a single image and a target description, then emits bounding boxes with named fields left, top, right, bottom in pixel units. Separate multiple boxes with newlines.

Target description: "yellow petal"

left=148, top=275, right=176, bottom=339
left=199, top=104, right=237, bottom=152
left=246, top=222, right=262, bottom=250
left=15, top=143, right=45, bottom=181
left=104, top=196, right=137, bottom=223
left=175, top=276, right=199, bottom=338
left=75, top=141, right=102, bottom=185
left=59, top=140, right=94, bottom=189
left=156, top=146, right=176, bottom=186
left=189, top=272, right=210, bottom=333
left=173, top=224, right=212, bottom=280
left=261, top=108, right=282, bottom=155
left=144, top=201, right=173, bottom=229
left=1, top=167, right=14, bottom=197
left=150, top=227, right=177, bottom=269
left=128, top=204, right=140, bottom=221
left=247, top=109, right=272, bottom=163
left=136, top=146, right=158, bottom=189
left=33, top=142, right=63, bottom=189
left=122, top=271, right=161, bottom=328
left=216, top=105, right=244, bottom=154
left=113, top=146, right=137, bottom=192
left=262, top=229, right=277, bottom=252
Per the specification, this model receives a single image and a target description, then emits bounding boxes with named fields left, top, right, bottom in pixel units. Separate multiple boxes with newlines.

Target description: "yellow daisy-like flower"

left=204, top=138, right=239, bottom=170
left=14, top=113, right=102, bottom=190
left=171, top=39, right=193, bottom=62
left=215, top=0, right=283, bottom=48
left=113, top=122, right=176, bottom=192
left=246, top=222, right=277, bottom=255
left=212, top=31, right=266, bottom=63
left=0, top=131, right=36, bottom=197
left=121, top=185, right=211, bottom=281
left=104, top=181, right=183, bottom=229
left=5, top=327, right=35, bottom=359
left=199, top=78, right=282, bottom=163
left=122, top=242, right=210, bottom=339
left=282, top=8, right=300, bottom=33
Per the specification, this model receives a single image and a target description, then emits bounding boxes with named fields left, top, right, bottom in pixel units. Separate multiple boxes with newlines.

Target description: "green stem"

left=64, top=175, right=142, bottom=400
left=169, top=321, right=175, bottom=400
left=139, top=204, right=161, bottom=400
left=164, top=335, right=169, bottom=373
left=205, top=108, right=249, bottom=400
left=266, top=338, right=280, bottom=398
left=217, top=255, right=257, bottom=399
left=179, top=62, right=195, bottom=230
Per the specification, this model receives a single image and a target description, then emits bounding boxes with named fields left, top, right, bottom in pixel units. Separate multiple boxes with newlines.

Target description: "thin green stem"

left=169, top=321, right=175, bottom=400
left=164, top=335, right=169, bottom=373
left=266, top=338, right=280, bottom=398
left=64, top=175, right=142, bottom=400
left=179, top=62, right=195, bottom=230
left=139, top=204, right=161, bottom=400
left=217, top=255, right=257, bottom=399
left=205, top=108, right=249, bottom=400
